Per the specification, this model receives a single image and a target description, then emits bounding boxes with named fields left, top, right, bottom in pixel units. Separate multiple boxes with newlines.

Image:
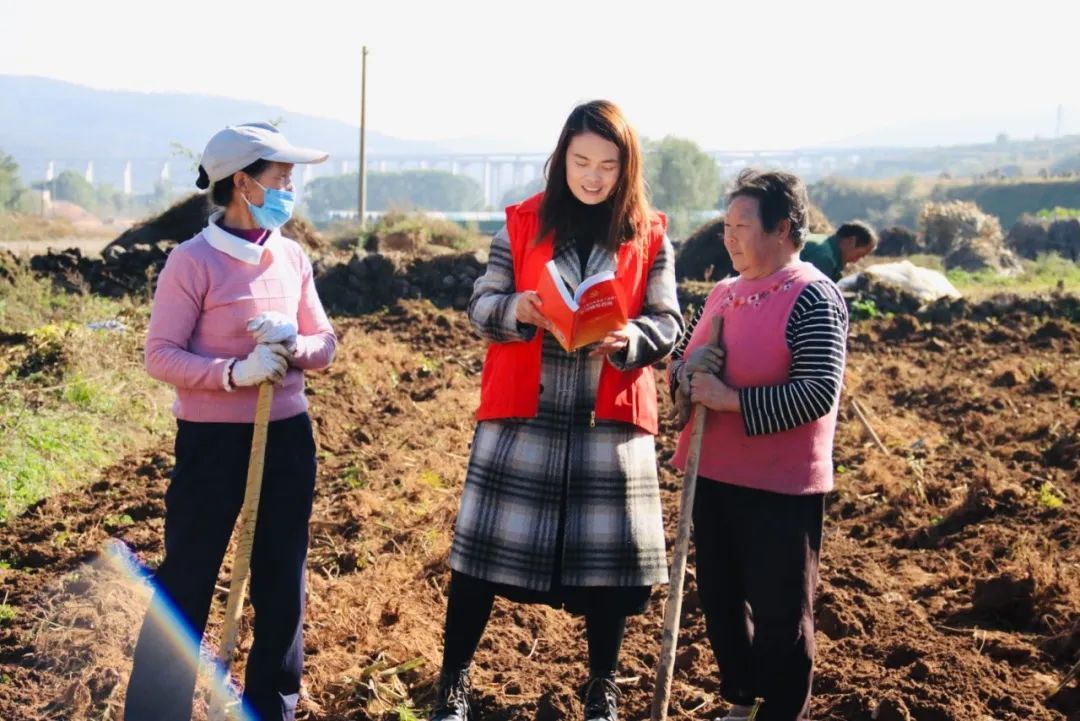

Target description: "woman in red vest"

left=429, top=100, right=682, bottom=721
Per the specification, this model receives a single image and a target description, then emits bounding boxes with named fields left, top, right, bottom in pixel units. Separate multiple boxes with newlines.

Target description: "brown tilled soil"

left=1, top=302, right=1078, bottom=721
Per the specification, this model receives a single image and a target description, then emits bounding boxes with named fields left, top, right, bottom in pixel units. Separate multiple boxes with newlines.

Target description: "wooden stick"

left=1048, top=656, right=1080, bottom=701
left=651, top=316, right=721, bottom=721
left=650, top=403, right=706, bottom=721
left=209, top=383, right=274, bottom=721
left=850, top=398, right=888, bottom=453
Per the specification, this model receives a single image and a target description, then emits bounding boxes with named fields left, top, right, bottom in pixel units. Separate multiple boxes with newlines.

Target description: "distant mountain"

left=823, top=108, right=1076, bottom=149
left=0, top=75, right=450, bottom=190
left=4, top=75, right=1077, bottom=193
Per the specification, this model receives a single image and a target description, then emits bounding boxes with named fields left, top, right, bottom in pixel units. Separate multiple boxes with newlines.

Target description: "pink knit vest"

left=672, top=262, right=838, bottom=495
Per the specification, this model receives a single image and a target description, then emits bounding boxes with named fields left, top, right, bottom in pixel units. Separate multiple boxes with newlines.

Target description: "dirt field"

left=1, top=300, right=1077, bottom=721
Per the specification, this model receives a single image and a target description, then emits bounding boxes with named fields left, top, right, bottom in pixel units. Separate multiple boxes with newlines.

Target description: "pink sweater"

left=672, top=262, right=843, bottom=495
left=145, top=214, right=336, bottom=422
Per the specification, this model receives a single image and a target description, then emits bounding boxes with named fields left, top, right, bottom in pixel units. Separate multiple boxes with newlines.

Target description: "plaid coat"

left=449, top=227, right=683, bottom=590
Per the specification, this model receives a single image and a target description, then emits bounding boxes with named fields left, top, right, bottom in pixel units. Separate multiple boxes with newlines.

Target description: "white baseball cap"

left=196, top=122, right=329, bottom=188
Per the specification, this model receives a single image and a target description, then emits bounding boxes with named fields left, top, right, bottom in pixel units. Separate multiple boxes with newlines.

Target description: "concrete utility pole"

left=358, top=45, right=369, bottom=229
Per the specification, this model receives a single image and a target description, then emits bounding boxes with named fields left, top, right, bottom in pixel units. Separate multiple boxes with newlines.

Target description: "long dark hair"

left=538, top=100, right=650, bottom=251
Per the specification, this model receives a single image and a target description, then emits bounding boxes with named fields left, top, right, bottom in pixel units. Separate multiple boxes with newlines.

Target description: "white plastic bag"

left=838, top=260, right=962, bottom=303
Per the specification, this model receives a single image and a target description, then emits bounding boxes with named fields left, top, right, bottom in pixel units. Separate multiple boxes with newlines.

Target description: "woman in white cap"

left=124, top=123, right=335, bottom=721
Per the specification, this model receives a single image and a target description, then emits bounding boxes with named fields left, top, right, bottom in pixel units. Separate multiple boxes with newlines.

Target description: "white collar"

left=202, top=210, right=281, bottom=265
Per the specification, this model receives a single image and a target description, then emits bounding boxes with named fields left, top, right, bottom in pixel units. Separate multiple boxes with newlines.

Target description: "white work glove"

left=230, top=343, right=291, bottom=388
left=246, top=312, right=298, bottom=354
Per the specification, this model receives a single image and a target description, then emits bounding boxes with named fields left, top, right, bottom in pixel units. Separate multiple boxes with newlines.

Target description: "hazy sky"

left=5, top=0, right=1080, bottom=150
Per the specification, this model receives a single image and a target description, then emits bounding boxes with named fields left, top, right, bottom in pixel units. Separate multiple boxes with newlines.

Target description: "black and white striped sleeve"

left=739, top=281, right=848, bottom=436
left=671, top=304, right=703, bottom=362
left=667, top=303, right=704, bottom=399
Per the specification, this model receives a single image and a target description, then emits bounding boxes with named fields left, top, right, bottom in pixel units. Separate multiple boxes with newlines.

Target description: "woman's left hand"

left=247, top=311, right=298, bottom=354
left=589, top=327, right=632, bottom=357
left=690, top=372, right=740, bottom=412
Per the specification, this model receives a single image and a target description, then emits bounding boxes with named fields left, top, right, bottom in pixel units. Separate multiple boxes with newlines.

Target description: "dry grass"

left=26, top=550, right=150, bottom=719
left=0, top=214, right=79, bottom=242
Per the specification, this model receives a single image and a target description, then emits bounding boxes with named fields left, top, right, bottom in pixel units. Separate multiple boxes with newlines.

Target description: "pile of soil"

left=315, top=249, right=488, bottom=314
left=17, top=199, right=487, bottom=310
left=362, top=212, right=473, bottom=255
left=1007, top=216, right=1080, bottom=262
left=15, top=196, right=329, bottom=298
left=10, top=194, right=326, bottom=295
left=876, top=226, right=922, bottom=257
left=674, top=217, right=731, bottom=281
left=1, top=300, right=1078, bottom=720
left=105, top=193, right=325, bottom=254
left=29, top=244, right=175, bottom=297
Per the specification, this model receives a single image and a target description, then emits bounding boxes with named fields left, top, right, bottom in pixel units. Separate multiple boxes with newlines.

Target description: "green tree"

left=500, top=177, right=545, bottom=207
left=645, top=136, right=721, bottom=212
left=808, top=177, right=923, bottom=229
left=303, top=175, right=355, bottom=220
left=369, top=170, right=483, bottom=212
left=304, top=170, right=484, bottom=221
left=875, top=175, right=922, bottom=228
left=0, top=151, right=22, bottom=211
left=51, top=170, right=96, bottom=210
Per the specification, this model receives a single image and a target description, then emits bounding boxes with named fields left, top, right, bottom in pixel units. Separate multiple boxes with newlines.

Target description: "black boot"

left=582, top=675, right=620, bottom=721
left=430, top=668, right=471, bottom=721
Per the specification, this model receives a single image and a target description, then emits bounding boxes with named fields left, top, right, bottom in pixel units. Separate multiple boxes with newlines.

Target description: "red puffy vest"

left=475, top=192, right=665, bottom=434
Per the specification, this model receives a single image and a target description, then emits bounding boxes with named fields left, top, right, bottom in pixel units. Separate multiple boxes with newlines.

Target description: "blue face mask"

left=245, top=179, right=295, bottom=230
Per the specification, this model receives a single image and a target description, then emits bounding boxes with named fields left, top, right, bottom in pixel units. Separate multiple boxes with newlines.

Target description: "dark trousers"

left=124, top=413, right=317, bottom=721
left=692, top=478, right=824, bottom=721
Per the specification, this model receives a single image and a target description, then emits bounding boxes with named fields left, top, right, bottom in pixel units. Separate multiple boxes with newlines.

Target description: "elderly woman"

left=670, top=170, right=849, bottom=721
left=124, top=123, right=335, bottom=721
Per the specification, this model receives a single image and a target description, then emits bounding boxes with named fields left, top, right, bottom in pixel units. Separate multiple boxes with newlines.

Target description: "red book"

left=535, top=260, right=629, bottom=352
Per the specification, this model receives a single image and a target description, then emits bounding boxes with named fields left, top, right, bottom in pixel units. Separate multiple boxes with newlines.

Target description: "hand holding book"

left=587, top=327, right=631, bottom=357
left=515, top=290, right=552, bottom=331
left=534, top=260, right=629, bottom=352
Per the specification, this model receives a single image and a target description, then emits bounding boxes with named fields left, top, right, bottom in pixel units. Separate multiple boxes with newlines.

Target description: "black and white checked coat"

left=449, top=226, right=683, bottom=590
